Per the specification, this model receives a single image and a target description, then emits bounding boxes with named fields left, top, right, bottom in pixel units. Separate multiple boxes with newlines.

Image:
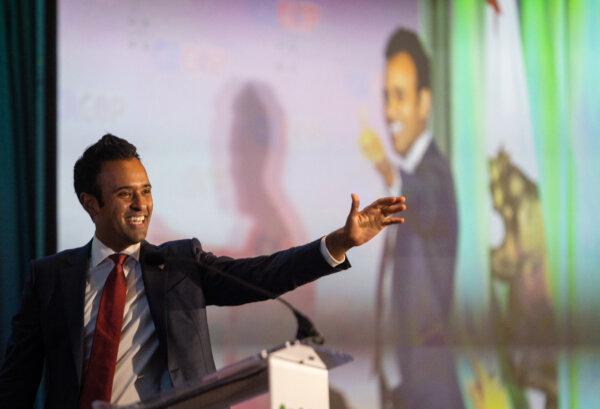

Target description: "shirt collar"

left=90, top=235, right=141, bottom=269
left=389, top=129, right=433, bottom=174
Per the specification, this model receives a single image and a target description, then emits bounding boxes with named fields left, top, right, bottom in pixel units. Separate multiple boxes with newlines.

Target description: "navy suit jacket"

left=391, top=142, right=458, bottom=343
left=388, top=142, right=462, bottom=408
left=0, top=238, right=349, bottom=409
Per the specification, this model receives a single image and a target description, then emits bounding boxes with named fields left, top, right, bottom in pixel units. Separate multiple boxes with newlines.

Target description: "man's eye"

left=118, top=192, right=131, bottom=198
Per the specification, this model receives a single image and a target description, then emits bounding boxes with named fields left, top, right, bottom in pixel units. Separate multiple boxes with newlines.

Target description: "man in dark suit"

left=364, top=29, right=462, bottom=408
left=0, top=134, right=407, bottom=408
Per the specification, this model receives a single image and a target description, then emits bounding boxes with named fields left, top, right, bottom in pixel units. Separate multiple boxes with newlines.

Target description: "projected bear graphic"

left=488, top=149, right=557, bottom=409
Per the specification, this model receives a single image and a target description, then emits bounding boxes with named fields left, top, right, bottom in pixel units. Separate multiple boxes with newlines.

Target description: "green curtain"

left=449, top=0, right=490, bottom=342
left=521, top=0, right=600, bottom=342
left=520, top=1, right=600, bottom=407
left=443, top=0, right=600, bottom=408
left=421, top=0, right=453, bottom=158
left=0, top=2, right=56, bottom=404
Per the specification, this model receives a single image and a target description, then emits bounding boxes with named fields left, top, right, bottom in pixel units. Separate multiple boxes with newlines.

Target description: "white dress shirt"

left=84, top=237, right=169, bottom=405
left=83, top=235, right=342, bottom=404
left=388, top=129, right=433, bottom=195
left=379, top=129, right=433, bottom=385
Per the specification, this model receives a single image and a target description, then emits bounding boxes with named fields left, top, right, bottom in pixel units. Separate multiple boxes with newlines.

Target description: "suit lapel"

left=61, top=241, right=91, bottom=385
left=139, top=241, right=168, bottom=349
left=60, top=241, right=171, bottom=384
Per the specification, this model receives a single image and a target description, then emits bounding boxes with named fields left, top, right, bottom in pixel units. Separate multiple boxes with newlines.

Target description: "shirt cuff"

left=320, top=236, right=345, bottom=267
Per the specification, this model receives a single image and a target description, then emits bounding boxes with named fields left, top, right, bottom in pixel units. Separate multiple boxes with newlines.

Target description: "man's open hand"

left=325, top=194, right=406, bottom=261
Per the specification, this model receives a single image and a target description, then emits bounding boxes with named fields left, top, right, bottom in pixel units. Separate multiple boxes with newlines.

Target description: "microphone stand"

left=145, top=251, right=325, bottom=345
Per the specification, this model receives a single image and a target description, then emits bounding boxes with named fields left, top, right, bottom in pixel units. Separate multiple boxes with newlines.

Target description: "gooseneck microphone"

left=144, top=250, right=324, bottom=345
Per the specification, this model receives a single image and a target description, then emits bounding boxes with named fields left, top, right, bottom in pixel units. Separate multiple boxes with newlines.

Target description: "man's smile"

left=388, top=120, right=405, bottom=136
left=125, top=215, right=147, bottom=226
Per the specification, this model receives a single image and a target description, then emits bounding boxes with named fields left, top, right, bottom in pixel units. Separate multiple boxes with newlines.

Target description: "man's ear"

left=418, top=87, right=432, bottom=120
left=80, top=193, right=100, bottom=221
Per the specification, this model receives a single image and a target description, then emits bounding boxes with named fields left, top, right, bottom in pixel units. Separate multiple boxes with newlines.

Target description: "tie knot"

left=109, top=253, right=128, bottom=268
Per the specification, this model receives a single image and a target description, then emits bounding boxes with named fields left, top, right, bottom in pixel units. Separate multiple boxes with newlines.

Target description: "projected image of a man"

left=362, top=28, right=463, bottom=409
left=384, top=46, right=431, bottom=157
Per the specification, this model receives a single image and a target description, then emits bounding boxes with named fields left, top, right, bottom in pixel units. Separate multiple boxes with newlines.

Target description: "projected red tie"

left=80, top=253, right=128, bottom=409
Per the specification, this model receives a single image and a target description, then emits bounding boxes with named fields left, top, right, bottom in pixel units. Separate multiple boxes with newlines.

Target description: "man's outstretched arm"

left=196, top=193, right=406, bottom=306
left=325, top=193, right=406, bottom=261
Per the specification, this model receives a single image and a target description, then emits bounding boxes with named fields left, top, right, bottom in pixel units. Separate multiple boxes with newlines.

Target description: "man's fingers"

left=350, top=193, right=360, bottom=215
left=351, top=194, right=406, bottom=217
left=383, top=217, right=405, bottom=225
left=374, top=196, right=396, bottom=206
left=380, top=196, right=407, bottom=216
left=374, top=195, right=406, bottom=207
left=384, top=203, right=407, bottom=215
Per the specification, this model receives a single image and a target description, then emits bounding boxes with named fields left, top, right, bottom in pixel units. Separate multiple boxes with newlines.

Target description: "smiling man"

left=0, top=134, right=407, bottom=409
left=369, top=29, right=462, bottom=409
left=78, top=158, right=153, bottom=252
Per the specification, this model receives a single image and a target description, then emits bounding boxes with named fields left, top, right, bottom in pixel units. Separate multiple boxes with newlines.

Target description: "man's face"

left=83, top=158, right=153, bottom=252
left=384, top=52, right=430, bottom=156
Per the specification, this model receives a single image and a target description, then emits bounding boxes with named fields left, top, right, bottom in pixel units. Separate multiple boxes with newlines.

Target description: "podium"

left=113, top=341, right=352, bottom=409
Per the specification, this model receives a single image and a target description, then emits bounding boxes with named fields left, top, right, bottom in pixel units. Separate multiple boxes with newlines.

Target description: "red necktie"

left=80, top=253, right=128, bottom=409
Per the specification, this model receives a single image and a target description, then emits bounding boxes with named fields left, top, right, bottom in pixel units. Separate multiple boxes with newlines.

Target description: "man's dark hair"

left=385, top=28, right=430, bottom=91
left=74, top=133, right=140, bottom=206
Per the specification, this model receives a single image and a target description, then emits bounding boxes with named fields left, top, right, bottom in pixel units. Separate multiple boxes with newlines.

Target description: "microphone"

left=144, top=250, right=324, bottom=345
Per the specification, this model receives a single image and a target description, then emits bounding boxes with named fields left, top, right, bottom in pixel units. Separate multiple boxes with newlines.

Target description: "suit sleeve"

left=0, top=261, right=44, bottom=409
left=189, top=238, right=351, bottom=306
